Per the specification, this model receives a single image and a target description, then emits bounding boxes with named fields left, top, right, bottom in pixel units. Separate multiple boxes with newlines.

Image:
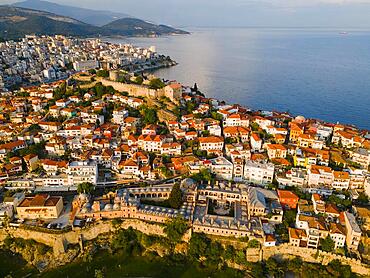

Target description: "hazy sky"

left=3, top=0, right=370, bottom=27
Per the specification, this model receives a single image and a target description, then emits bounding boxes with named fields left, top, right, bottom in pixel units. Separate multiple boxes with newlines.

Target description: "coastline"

left=118, top=28, right=370, bottom=130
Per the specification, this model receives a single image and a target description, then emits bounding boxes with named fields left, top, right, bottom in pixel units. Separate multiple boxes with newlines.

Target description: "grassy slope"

left=40, top=251, right=243, bottom=278
left=0, top=250, right=38, bottom=277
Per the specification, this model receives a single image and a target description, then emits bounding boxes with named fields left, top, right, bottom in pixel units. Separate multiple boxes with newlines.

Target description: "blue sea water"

left=108, top=27, right=370, bottom=129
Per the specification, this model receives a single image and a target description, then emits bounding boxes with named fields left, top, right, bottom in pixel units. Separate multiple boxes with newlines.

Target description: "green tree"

left=210, top=111, right=223, bottom=121
left=148, top=78, right=165, bottom=89
left=140, top=106, right=158, bottom=124
left=168, top=183, right=183, bottom=209
left=77, top=182, right=95, bottom=194
left=189, top=232, right=210, bottom=260
left=164, top=216, right=188, bottom=243
left=88, top=69, right=97, bottom=75
left=320, top=236, right=335, bottom=252
left=357, top=192, right=369, bottom=205
left=96, top=69, right=109, bottom=78
left=94, top=269, right=104, bottom=278
left=247, top=239, right=261, bottom=248
left=326, top=259, right=352, bottom=278
left=134, top=76, right=144, bottom=85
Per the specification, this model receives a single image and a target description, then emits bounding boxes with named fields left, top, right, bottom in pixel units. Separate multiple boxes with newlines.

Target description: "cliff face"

left=0, top=219, right=165, bottom=255
left=1, top=223, right=369, bottom=276
left=0, top=219, right=165, bottom=272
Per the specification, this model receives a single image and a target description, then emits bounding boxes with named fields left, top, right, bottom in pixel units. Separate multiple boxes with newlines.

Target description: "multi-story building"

left=207, top=157, right=234, bottom=180
left=343, top=211, right=362, bottom=251
left=307, top=165, right=333, bottom=187
left=244, top=160, right=274, bottom=185
left=332, top=171, right=350, bottom=190
left=198, top=136, right=224, bottom=154
left=67, top=161, right=98, bottom=185
left=16, top=194, right=63, bottom=220
left=265, top=143, right=287, bottom=159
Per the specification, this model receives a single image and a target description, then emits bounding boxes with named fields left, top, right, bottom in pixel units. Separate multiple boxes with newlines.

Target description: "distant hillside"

left=103, top=18, right=189, bottom=36
left=0, top=6, right=100, bottom=39
left=0, top=5, right=188, bottom=40
left=14, top=0, right=129, bottom=26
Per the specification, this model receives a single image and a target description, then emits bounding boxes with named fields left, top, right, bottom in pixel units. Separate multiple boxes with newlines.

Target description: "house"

left=23, top=154, right=39, bottom=172
left=298, top=134, right=324, bottom=150
left=307, top=165, right=333, bottom=187
left=295, top=215, right=328, bottom=249
left=244, top=160, right=274, bottom=185
left=276, top=168, right=307, bottom=188
left=198, top=136, right=224, bottom=154
left=343, top=211, right=362, bottom=251
left=332, top=171, right=350, bottom=190
left=120, top=159, right=139, bottom=178
left=289, top=227, right=308, bottom=247
left=67, top=161, right=98, bottom=185
left=164, top=83, right=182, bottom=101
left=138, top=135, right=166, bottom=153
left=38, top=121, right=61, bottom=132
left=0, top=140, right=27, bottom=158
left=250, top=133, right=262, bottom=151
left=332, top=130, right=363, bottom=149
left=16, top=194, right=63, bottom=219
left=289, top=123, right=304, bottom=144
left=41, top=159, right=68, bottom=175
left=223, top=113, right=249, bottom=127
left=253, top=116, right=274, bottom=130
left=208, top=124, right=222, bottom=136
left=350, top=148, right=370, bottom=168
left=329, top=223, right=346, bottom=249
left=142, top=124, right=158, bottom=136
left=161, top=142, right=182, bottom=156
left=265, top=144, right=287, bottom=159
left=185, top=131, right=198, bottom=141
left=277, top=190, right=299, bottom=209
left=264, top=234, right=276, bottom=247
left=207, top=156, right=234, bottom=180
left=312, top=193, right=325, bottom=214
left=223, top=126, right=249, bottom=142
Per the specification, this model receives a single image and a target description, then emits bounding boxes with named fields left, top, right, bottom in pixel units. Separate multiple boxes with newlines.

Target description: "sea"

left=107, top=27, right=370, bottom=129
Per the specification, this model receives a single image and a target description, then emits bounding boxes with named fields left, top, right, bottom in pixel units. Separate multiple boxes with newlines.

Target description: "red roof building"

left=277, top=190, right=299, bottom=209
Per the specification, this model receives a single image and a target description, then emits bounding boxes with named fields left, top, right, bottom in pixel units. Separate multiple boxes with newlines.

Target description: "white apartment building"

left=198, top=136, right=224, bottom=153
left=73, top=60, right=99, bottom=71
left=244, top=160, right=274, bottom=185
left=112, top=108, right=129, bottom=125
left=307, top=165, right=333, bottom=187
left=67, top=161, right=98, bottom=185
left=208, top=157, right=234, bottom=180
left=344, top=211, right=362, bottom=251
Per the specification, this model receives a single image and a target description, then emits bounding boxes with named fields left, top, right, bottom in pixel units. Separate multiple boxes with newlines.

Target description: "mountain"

left=14, top=0, right=129, bottom=26
left=0, top=5, right=188, bottom=40
left=0, top=6, right=100, bottom=39
left=103, top=18, right=189, bottom=36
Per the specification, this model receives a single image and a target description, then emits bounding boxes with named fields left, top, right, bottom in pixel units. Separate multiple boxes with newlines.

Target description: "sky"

left=2, top=0, right=370, bottom=27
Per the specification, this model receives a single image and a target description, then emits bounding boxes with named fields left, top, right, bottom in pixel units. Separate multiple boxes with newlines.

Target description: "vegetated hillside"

left=14, top=0, right=129, bottom=26
left=0, top=6, right=101, bottom=39
left=103, top=18, right=190, bottom=36
left=0, top=6, right=189, bottom=40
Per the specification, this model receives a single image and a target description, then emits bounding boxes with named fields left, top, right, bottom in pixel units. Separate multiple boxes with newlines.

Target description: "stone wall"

left=261, top=243, right=370, bottom=276
left=0, top=219, right=165, bottom=257
left=99, top=78, right=159, bottom=99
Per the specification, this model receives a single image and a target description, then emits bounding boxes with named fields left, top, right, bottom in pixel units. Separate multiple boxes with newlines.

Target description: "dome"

left=113, top=203, right=121, bottom=210
left=104, top=204, right=113, bottom=211
left=181, top=178, right=197, bottom=189
left=295, top=115, right=306, bottom=123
